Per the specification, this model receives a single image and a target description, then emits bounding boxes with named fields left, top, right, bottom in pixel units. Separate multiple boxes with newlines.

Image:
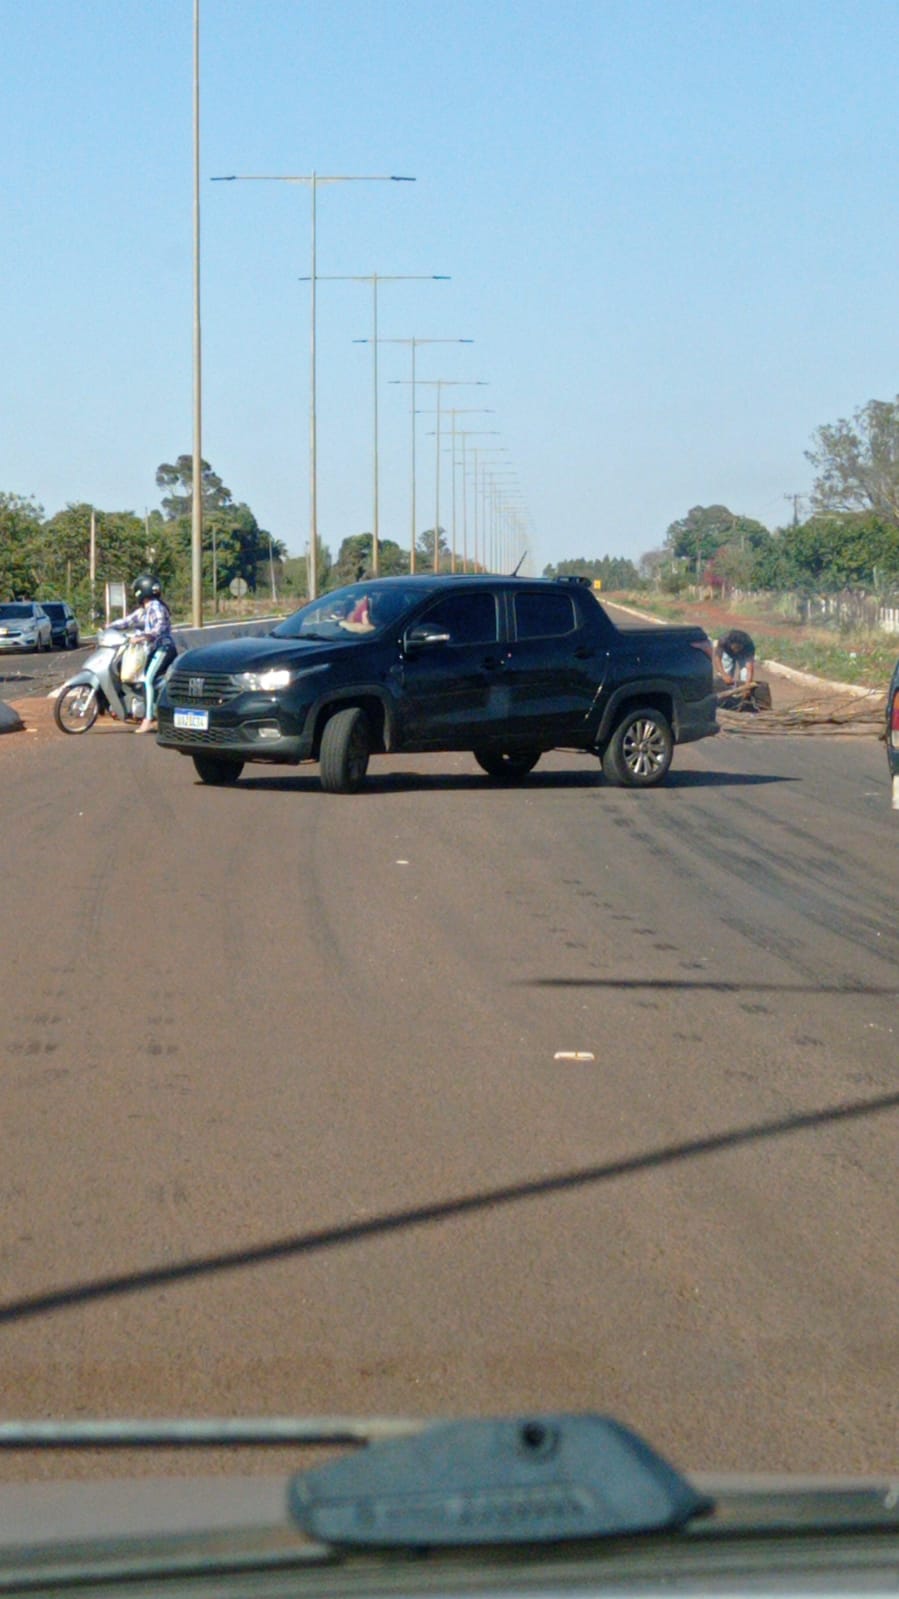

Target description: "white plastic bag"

left=120, top=638, right=150, bottom=684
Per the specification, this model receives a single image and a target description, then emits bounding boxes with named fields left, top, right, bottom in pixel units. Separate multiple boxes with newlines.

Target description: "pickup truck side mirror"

left=404, top=624, right=452, bottom=650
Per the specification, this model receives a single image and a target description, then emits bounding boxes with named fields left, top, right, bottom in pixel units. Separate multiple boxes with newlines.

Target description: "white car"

left=0, top=600, right=53, bottom=652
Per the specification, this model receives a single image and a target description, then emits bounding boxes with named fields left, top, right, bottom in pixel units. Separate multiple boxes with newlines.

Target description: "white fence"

left=706, top=588, right=899, bottom=633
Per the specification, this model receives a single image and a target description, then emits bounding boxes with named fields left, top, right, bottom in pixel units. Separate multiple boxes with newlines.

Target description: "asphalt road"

left=1, top=669, right=897, bottom=1483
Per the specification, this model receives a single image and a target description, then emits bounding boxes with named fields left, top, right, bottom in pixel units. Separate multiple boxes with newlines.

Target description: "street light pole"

left=484, top=472, right=520, bottom=572
left=489, top=475, right=522, bottom=572
left=383, top=339, right=472, bottom=572
left=308, top=272, right=448, bottom=576
left=191, top=0, right=203, bottom=625
left=469, top=448, right=511, bottom=571
left=396, top=380, right=487, bottom=572
left=433, top=414, right=495, bottom=570
left=441, top=429, right=499, bottom=570
left=211, top=172, right=414, bottom=599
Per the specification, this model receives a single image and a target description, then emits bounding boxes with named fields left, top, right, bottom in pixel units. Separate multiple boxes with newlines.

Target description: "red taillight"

left=891, top=690, right=899, bottom=733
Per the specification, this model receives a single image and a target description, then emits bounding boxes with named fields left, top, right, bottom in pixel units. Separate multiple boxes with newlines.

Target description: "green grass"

left=749, top=631, right=897, bottom=687
left=609, top=592, right=899, bottom=688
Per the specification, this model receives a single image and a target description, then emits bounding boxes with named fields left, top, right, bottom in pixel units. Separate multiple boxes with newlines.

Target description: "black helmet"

left=133, top=572, right=162, bottom=602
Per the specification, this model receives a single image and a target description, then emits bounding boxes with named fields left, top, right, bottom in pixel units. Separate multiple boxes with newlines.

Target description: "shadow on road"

left=211, top=768, right=795, bottom=795
left=521, top=976, right=899, bottom=997
left=1, top=1089, right=896, bottom=1330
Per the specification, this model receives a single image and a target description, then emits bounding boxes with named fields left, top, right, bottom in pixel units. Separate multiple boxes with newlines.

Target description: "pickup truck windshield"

left=272, top=582, right=439, bottom=639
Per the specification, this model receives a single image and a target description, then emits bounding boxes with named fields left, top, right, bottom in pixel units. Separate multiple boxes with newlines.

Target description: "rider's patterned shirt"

left=118, top=598, right=174, bottom=647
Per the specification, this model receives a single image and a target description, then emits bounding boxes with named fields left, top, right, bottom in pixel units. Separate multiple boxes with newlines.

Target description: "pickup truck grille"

left=166, top=669, right=240, bottom=706
left=158, top=722, right=237, bottom=747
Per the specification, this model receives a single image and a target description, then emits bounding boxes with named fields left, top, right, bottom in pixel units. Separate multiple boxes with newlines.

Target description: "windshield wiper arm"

left=0, top=1416, right=424, bottom=1450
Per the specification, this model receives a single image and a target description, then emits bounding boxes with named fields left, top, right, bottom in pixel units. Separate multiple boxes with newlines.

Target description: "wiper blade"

left=0, top=1416, right=424, bottom=1450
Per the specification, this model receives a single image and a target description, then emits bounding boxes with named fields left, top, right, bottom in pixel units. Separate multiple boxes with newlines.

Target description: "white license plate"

left=174, top=708, right=209, bottom=731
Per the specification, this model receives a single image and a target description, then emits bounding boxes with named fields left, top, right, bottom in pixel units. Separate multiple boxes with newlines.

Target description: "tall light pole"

left=191, top=0, right=203, bottom=625
left=469, top=448, right=511, bottom=570
left=384, top=339, right=472, bottom=571
left=433, top=413, right=495, bottom=570
left=394, top=380, right=487, bottom=571
left=211, top=172, right=414, bottom=598
left=302, top=273, right=448, bottom=576
left=444, top=429, right=499, bottom=570
left=484, top=472, right=522, bottom=572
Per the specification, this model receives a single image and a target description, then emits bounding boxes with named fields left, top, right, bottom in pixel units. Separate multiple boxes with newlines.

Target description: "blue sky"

left=3, top=0, right=899, bottom=573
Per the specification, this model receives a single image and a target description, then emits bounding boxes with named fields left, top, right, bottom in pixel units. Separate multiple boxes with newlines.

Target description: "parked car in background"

left=0, top=601, right=52, bottom=652
left=887, top=656, right=899, bottom=810
left=39, top=600, right=80, bottom=649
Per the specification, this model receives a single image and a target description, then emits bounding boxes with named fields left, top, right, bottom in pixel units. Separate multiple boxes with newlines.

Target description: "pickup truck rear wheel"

left=320, top=706, right=371, bottom=793
left=473, top=748, right=541, bottom=781
left=603, top=707, right=673, bottom=787
left=192, top=754, right=244, bottom=785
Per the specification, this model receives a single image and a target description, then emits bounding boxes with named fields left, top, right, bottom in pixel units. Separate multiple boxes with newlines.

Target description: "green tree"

left=542, top=555, right=642, bottom=589
left=415, top=526, right=450, bottom=573
left=154, top=456, right=285, bottom=604
left=155, top=456, right=233, bottom=520
left=806, top=397, right=899, bottom=522
left=752, top=512, right=899, bottom=591
left=665, top=505, right=770, bottom=566
left=328, top=533, right=410, bottom=588
left=0, top=494, right=45, bottom=597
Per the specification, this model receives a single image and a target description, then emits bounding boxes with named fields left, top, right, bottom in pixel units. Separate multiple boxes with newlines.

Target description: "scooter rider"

left=115, top=573, right=177, bottom=733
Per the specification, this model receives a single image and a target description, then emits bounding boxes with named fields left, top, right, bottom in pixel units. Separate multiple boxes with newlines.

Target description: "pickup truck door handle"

left=573, top=646, right=595, bottom=660
left=482, top=655, right=505, bottom=671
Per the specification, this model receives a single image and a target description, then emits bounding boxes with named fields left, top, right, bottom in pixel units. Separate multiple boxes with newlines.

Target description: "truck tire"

left=603, top=707, right=673, bottom=787
left=473, top=747, right=541, bottom=781
left=192, top=754, right=244, bottom=785
left=320, top=706, right=371, bottom=793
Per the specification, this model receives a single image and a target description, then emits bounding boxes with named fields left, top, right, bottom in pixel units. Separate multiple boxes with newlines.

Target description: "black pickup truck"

left=156, top=575, right=718, bottom=791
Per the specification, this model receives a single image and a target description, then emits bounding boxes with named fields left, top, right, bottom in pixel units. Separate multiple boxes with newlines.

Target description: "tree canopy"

left=806, top=397, right=899, bottom=523
left=665, top=504, right=770, bottom=565
left=329, top=533, right=411, bottom=587
left=0, top=455, right=286, bottom=615
left=542, top=555, right=641, bottom=588
left=0, top=494, right=45, bottom=598
left=155, top=456, right=234, bottom=521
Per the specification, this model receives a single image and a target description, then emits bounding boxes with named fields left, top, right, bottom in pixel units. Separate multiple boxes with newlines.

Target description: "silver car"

left=0, top=600, right=53, bottom=652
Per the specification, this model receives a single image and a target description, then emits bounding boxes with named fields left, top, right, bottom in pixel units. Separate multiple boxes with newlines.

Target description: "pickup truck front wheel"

left=603, top=708, right=673, bottom=787
left=320, top=706, right=372, bottom=793
left=192, top=753, right=244, bottom=785
left=473, top=748, right=541, bottom=781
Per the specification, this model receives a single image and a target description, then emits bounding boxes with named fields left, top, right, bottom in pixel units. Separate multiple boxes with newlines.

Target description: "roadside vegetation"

left=610, top=591, right=898, bottom=689
left=548, top=394, right=899, bottom=689
left=2, top=395, right=899, bottom=690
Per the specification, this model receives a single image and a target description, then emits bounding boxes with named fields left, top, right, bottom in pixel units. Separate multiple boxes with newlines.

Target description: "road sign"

left=229, top=577, right=249, bottom=598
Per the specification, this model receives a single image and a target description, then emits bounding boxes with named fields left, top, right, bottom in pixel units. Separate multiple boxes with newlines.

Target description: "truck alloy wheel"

left=603, top=708, right=673, bottom=787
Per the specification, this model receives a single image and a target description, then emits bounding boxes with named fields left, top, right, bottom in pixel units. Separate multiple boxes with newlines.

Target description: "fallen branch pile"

left=719, top=688, right=886, bottom=736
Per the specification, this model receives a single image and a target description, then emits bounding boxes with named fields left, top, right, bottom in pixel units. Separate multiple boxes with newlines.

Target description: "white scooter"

left=53, top=628, right=157, bottom=734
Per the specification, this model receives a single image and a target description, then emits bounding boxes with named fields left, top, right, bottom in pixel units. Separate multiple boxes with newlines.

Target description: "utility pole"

left=784, top=493, right=802, bottom=527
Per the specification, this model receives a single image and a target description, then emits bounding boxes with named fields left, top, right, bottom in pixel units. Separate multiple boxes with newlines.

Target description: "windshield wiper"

left=0, top=1416, right=422, bottom=1450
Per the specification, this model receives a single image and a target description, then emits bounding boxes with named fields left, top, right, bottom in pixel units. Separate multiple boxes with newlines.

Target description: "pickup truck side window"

left=417, top=591, right=499, bottom=645
left=514, top=591, right=578, bottom=640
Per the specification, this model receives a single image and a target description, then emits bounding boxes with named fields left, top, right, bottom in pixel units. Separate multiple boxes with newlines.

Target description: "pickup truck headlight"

left=236, top=664, right=329, bottom=693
